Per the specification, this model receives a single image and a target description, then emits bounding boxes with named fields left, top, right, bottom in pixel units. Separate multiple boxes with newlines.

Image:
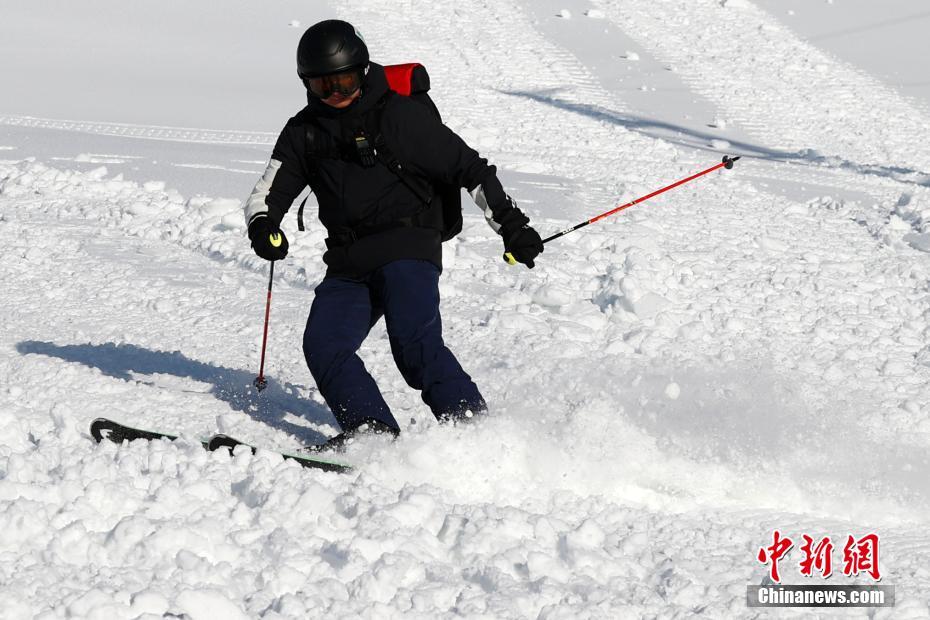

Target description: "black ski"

left=90, top=418, right=352, bottom=474
left=208, top=434, right=352, bottom=473
left=90, top=417, right=210, bottom=448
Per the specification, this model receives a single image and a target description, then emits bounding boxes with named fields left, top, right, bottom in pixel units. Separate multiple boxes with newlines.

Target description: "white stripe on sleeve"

left=468, top=184, right=502, bottom=234
left=244, top=158, right=283, bottom=226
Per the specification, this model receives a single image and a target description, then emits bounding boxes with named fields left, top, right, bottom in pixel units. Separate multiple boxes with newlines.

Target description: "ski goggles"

left=303, top=69, right=364, bottom=99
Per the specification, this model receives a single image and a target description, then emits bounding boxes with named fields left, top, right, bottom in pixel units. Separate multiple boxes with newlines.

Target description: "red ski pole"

left=253, top=261, right=275, bottom=391
left=504, top=155, right=740, bottom=264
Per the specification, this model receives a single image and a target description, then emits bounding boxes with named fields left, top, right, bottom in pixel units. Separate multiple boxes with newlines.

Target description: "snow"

left=2, top=0, right=930, bottom=617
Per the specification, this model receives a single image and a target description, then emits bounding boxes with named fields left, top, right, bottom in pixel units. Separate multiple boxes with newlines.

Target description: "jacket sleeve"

left=244, top=123, right=307, bottom=228
left=388, top=101, right=524, bottom=235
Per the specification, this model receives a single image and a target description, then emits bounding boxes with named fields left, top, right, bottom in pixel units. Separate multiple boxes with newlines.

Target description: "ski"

left=90, top=417, right=211, bottom=449
left=90, top=418, right=352, bottom=474
left=208, top=434, right=352, bottom=474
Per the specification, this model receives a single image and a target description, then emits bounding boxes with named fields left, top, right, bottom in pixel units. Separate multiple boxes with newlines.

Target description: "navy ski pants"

left=303, top=259, right=486, bottom=431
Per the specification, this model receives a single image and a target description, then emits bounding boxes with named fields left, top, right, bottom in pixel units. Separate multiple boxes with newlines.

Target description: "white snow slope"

left=2, top=1, right=930, bottom=618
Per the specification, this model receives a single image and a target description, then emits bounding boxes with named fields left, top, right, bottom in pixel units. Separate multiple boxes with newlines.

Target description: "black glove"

left=248, top=215, right=289, bottom=261
left=499, top=209, right=543, bottom=268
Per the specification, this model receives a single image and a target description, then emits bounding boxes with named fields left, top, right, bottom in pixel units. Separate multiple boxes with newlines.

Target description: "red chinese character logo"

left=757, top=530, right=794, bottom=583
left=842, top=533, right=881, bottom=581
left=799, top=535, right=834, bottom=578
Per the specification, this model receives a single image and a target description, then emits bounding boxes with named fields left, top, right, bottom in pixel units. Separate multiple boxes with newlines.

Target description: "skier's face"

left=320, top=88, right=362, bottom=109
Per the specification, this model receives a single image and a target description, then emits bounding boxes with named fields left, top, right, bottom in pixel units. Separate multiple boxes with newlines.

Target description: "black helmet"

left=297, top=20, right=369, bottom=79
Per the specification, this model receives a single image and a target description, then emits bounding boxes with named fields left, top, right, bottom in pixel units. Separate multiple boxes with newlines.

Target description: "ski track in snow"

left=3, top=0, right=930, bottom=617
left=591, top=0, right=930, bottom=175
left=0, top=115, right=276, bottom=147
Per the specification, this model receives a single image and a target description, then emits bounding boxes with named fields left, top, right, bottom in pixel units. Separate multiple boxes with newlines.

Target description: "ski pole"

left=504, top=155, right=740, bottom=265
left=254, top=261, right=275, bottom=392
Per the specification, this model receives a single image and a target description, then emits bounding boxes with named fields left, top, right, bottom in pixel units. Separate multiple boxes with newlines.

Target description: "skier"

left=244, top=19, right=543, bottom=451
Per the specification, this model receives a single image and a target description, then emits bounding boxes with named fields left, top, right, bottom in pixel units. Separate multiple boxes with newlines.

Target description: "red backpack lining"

left=384, top=63, right=429, bottom=96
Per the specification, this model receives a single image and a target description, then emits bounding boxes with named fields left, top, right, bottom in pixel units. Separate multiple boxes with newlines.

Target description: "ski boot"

left=304, top=417, right=399, bottom=454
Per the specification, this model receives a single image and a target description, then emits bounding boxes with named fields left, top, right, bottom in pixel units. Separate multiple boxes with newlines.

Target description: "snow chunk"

left=628, top=292, right=670, bottom=318
left=904, top=232, right=930, bottom=252
left=557, top=9, right=572, bottom=19
left=65, top=589, right=128, bottom=617
left=584, top=9, right=605, bottom=19
left=197, top=197, right=240, bottom=218
left=759, top=236, right=789, bottom=253
left=782, top=204, right=810, bottom=217
left=665, top=382, right=681, bottom=400
left=604, top=338, right=634, bottom=355
left=86, top=165, right=109, bottom=180
left=724, top=317, right=746, bottom=332
left=560, top=520, right=607, bottom=565
left=624, top=51, right=640, bottom=61
left=881, top=360, right=910, bottom=377
left=131, top=590, right=170, bottom=616
left=532, top=284, right=573, bottom=308
left=175, top=589, right=249, bottom=620
left=822, top=364, right=844, bottom=382
left=216, top=412, right=241, bottom=434
left=126, top=201, right=160, bottom=216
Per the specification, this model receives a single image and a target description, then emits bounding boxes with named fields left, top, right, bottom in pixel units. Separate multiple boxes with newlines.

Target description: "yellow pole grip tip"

left=503, top=252, right=517, bottom=265
left=269, top=232, right=283, bottom=248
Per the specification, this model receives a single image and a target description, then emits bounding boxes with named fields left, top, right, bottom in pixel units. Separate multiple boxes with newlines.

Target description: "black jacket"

left=245, top=63, right=519, bottom=279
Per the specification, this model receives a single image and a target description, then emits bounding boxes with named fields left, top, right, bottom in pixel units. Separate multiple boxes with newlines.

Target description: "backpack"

left=296, top=62, right=463, bottom=242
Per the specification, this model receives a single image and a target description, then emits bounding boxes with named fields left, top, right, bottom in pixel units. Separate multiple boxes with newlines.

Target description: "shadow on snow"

left=16, top=340, right=331, bottom=444
left=505, top=89, right=930, bottom=187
